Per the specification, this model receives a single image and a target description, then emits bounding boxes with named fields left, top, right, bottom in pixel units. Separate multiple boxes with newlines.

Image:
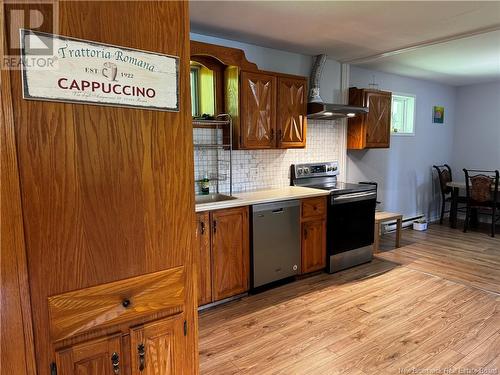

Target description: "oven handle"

left=331, top=191, right=377, bottom=204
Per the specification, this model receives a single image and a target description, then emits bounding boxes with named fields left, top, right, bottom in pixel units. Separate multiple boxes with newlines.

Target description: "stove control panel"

left=292, top=161, right=339, bottom=179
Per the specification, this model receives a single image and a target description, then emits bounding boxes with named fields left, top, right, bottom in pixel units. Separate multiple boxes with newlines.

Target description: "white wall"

left=190, top=33, right=347, bottom=193
left=452, top=81, right=500, bottom=178
left=347, top=66, right=457, bottom=220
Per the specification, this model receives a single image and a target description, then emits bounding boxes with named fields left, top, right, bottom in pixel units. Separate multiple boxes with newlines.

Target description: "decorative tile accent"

left=194, top=120, right=343, bottom=194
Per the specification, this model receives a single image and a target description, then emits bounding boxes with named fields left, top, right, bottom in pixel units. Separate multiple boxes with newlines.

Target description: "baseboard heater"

left=382, top=214, right=425, bottom=233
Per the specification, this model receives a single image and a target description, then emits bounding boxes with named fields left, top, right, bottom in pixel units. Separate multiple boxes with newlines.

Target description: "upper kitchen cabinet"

left=277, top=77, right=307, bottom=148
left=240, top=71, right=277, bottom=149
left=347, top=88, right=392, bottom=149
left=190, top=41, right=307, bottom=150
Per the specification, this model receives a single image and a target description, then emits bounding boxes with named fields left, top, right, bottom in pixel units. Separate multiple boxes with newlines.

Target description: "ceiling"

left=190, top=1, right=500, bottom=86
left=356, top=30, right=500, bottom=86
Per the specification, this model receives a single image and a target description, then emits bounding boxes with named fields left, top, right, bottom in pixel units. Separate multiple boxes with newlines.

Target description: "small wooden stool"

left=374, top=211, right=403, bottom=254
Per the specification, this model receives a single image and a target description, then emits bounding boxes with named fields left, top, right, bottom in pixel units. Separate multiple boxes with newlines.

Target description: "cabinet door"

left=365, top=91, right=391, bottom=148
left=55, top=334, right=122, bottom=375
left=277, top=77, right=307, bottom=148
left=195, top=212, right=212, bottom=306
left=301, top=219, right=326, bottom=274
left=129, top=314, right=185, bottom=375
left=240, top=71, right=276, bottom=149
left=211, top=207, right=249, bottom=301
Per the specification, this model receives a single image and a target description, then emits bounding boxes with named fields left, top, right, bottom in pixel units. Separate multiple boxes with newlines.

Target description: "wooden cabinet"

left=211, top=207, right=250, bottom=301
left=191, top=41, right=308, bottom=150
left=55, top=334, right=123, bottom=375
left=129, top=314, right=185, bottom=375
left=277, top=77, right=307, bottom=148
left=195, top=207, right=250, bottom=306
left=240, top=71, right=277, bottom=149
left=300, top=197, right=327, bottom=274
left=238, top=71, right=307, bottom=150
left=195, top=212, right=212, bottom=306
left=348, top=88, right=392, bottom=149
left=55, top=314, right=186, bottom=375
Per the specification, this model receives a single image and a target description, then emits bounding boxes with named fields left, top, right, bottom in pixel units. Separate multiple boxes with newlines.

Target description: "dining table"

left=446, top=181, right=500, bottom=228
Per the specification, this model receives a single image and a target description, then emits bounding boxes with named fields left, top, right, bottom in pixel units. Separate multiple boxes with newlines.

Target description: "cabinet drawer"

left=301, top=197, right=326, bottom=220
left=48, top=266, right=185, bottom=341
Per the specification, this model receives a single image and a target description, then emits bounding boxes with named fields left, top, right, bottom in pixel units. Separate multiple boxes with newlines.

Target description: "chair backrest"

left=463, top=169, right=499, bottom=204
left=433, top=164, right=452, bottom=195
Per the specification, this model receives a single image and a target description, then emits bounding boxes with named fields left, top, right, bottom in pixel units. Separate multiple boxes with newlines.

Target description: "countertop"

left=195, top=186, right=330, bottom=212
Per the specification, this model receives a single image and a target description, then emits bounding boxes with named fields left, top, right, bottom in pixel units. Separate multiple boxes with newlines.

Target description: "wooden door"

left=4, top=2, right=198, bottom=373
left=365, top=91, right=392, bottom=148
left=195, top=212, right=212, bottom=306
left=211, top=207, right=249, bottom=301
left=55, top=334, right=122, bottom=375
left=240, top=71, right=276, bottom=149
left=277, top=77, right=307, bottom=148
left=301, top=219, right=326, bottom=274
left=129, top=314, right=185, bottom=375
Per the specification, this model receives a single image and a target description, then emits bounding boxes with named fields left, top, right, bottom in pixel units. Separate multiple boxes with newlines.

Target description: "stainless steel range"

left=291, top=161, right=377, bottom=273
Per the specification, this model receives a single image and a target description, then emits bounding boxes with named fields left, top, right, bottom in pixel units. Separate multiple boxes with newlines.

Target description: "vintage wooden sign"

left=20, top=29, right=179, bottom=111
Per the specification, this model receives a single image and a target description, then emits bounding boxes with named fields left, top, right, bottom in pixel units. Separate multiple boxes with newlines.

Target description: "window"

left=190, top=67, right=200, bottom=117
left=391, top=93, right=415, bottom=135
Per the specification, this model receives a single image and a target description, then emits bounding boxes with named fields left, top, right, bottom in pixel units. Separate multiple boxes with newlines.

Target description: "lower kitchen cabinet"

left=211, top=206, right=250, bottom=301
left=300, top=197, right=327, bottom=274
left=195, top=212, right=212, bottom=306
left=129, top=314, right=185, bottom=375
left=195, top=206, right=250, bottom=306
left=55, top=333, right=123, bottom=375
left=301, top=219, right=327, bottom=273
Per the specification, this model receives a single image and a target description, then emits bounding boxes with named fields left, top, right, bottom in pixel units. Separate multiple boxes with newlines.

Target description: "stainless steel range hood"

left=307, top=54, right=368, bottom=120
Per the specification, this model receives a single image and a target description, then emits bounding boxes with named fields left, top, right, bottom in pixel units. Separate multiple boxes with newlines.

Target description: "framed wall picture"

left=433, top=106, right=444, bottom=124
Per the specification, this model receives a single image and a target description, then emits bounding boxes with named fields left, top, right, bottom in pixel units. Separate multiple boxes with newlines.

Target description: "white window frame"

left=391, top=92, right=416, bottom=137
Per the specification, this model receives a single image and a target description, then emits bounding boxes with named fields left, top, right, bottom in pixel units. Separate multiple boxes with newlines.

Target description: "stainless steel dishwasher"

left=252, top=200, right=301, bottom=288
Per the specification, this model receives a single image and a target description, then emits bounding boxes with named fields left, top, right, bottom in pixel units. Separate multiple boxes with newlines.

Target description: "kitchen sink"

left=195, top=193, right=237, bottom=204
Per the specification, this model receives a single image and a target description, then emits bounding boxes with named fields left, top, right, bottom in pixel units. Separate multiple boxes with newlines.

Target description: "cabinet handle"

left=278, top=128, right=282, bottom=141
left=304, top=228, right=308, bottom=240
left=111, top=352, right=120, bottom=374
left=269, top=128, right=274, bottom=141
left=213, top=220, right=217, bottom=233
left=200, top=221, right=205, bottom=235
left=137, top=343, right=146, bottom=371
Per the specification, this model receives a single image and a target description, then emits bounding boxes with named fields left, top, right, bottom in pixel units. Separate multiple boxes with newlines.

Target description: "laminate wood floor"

left=199, top=224, right=500, bottom=375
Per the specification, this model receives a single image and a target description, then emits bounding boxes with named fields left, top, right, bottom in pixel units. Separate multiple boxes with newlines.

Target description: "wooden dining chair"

left=433, top=164, right=465, bottom=224
left=463, top=169, right=500, bottom=237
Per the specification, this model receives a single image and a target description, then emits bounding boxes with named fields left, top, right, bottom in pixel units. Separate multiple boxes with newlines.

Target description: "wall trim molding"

left=342, top=24, right=500, bottom=65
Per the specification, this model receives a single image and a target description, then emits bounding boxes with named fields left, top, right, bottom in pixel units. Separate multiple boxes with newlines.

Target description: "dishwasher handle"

left=252, top=199, right=300, bottom=213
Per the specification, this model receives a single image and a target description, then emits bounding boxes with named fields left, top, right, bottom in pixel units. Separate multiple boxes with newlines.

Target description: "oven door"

left=327, top=191, right=377, bottom=255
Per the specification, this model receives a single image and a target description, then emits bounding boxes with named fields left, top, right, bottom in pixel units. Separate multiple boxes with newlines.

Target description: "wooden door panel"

left=211, top=207, right=249, bottom=301
left=301, top=219, right=326, bottom=274
left=48, top=267, right=185, bottom=342
left=365, top=91, right=391, bottom=148
left=55, top=334, right=122, bottom=375
left=277, top=77, right=307, bottom=148
left=240, top=71, right=276, bottom=149
left=129, top=314, right=184, bottom=375
left=195, top=212, right=212, bottom=306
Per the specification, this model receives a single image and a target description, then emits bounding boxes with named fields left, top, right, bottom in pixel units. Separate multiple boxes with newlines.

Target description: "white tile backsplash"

left=194, top=120, right=343, bottom=194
